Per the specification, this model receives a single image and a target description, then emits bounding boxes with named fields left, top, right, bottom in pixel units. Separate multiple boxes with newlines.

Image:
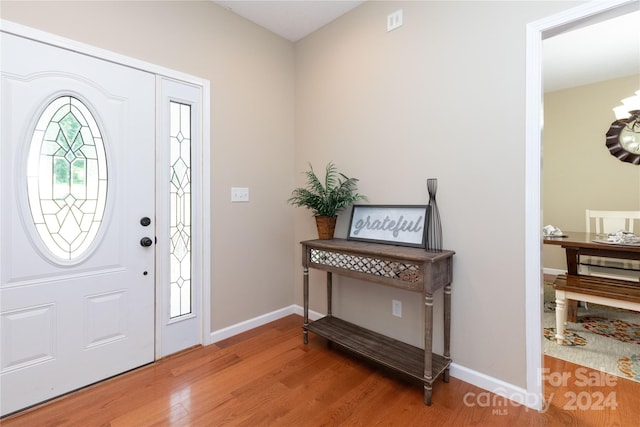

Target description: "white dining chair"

left=580, top=209, right=640, bottom=280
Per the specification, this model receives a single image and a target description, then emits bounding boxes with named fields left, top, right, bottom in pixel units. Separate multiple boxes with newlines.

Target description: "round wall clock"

left=605, top=110, right=640, bottom=165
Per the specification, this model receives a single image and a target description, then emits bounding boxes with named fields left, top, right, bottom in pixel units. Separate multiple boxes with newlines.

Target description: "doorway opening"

left=525, top=0, right=640, bottom=411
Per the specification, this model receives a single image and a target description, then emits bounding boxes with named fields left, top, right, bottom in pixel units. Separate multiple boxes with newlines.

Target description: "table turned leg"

left=424, top=384, right=432, bottom=406
left=424, top=293, right=434, bottom=405
left=443, top=283, right=451, bottom=383
left=564, top=248, right=579, bottom=322
left=326, top=272, right=332, bottom=317
left=303, top=266, right=309, bottom=344
left=555, top=290, right=568, bottom=344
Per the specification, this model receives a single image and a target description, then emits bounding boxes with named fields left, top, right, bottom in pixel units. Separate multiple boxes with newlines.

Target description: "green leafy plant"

left=288, top=162, right=367, bottom=217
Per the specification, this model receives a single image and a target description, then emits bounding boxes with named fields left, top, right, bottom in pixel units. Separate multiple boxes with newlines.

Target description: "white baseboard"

left=543, top=267, right=565, bottom=276
left=450, top=363, right=544, bottom=411
left=209, top=305, right=541, bottom=410
left=210, top=305, right=324, bottom=343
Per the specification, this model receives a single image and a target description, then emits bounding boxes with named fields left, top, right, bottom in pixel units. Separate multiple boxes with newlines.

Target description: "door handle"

left=140, top=237, right=153, bottom=247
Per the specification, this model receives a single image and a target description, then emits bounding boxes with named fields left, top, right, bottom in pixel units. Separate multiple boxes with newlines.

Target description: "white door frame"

left=524, top=0, right=638, bottom=411
left=0, top=19, right=213, bottom=356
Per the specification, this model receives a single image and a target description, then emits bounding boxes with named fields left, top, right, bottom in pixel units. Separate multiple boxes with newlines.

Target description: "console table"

left=301, top=238, right=454, bottom=405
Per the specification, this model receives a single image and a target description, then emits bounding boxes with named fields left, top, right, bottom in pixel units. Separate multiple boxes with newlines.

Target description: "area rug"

left=543, top=282, right=640, bottom=383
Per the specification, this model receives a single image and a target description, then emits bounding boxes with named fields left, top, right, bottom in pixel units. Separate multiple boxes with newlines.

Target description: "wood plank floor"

left=2, top=314, right=639, bottom=426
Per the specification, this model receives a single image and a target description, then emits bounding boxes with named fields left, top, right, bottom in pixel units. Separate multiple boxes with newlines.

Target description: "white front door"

left=1, top=33, right=156, bottom=415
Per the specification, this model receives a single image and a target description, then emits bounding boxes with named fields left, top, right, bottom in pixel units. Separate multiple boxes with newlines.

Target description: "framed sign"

left=347, top=205, right=429, bottom=248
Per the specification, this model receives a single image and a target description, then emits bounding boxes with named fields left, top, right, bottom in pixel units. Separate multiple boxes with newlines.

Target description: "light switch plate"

left=231, top=187, right=249, bottom=202
left=387, top=9, right=403, bottom=32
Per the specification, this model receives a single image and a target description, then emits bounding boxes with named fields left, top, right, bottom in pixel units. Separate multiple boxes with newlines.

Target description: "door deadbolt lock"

left=140, top=237, right=153, bottom=247
left=140, top=217, right=151, bottom=226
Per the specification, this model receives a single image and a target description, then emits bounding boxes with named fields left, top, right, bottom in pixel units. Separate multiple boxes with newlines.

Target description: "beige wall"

left=2, top=0, right=587, bottom=391
left=543, top=75, right=640, bottom=270
left=294, top=0, right=575, bottom=388
left=1, top=0, right=296, bottom=330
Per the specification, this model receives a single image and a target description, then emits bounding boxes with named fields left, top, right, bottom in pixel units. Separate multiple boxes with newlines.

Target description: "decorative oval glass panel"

left=27, top=96, right=108, bottom=261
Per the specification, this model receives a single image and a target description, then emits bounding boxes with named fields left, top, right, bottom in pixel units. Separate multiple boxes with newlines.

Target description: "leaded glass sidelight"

left=27, top=96, right=107, bottom=260
left=169, top=101, right=192, bottom=318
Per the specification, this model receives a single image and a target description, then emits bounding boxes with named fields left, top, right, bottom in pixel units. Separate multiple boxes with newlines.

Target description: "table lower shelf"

left=306, top=316, right=450, bottom=385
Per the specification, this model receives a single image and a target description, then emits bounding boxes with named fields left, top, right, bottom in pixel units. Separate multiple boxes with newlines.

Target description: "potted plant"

left=288, top=162, right=367, bottom=239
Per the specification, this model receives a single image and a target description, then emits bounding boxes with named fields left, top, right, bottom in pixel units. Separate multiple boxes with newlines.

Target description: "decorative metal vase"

left=426, top=178, right=442, bottom=251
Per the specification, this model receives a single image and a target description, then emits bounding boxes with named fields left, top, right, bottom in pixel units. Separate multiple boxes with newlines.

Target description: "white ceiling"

left=214, top=1, right=364, bottom=42
left=543, top=10, right=640, bottom=92
left=216, top=1, right=639, bottom=92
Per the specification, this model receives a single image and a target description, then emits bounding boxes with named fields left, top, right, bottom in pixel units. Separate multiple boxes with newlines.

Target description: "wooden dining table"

left=543, top=231, right=640, bottom=321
